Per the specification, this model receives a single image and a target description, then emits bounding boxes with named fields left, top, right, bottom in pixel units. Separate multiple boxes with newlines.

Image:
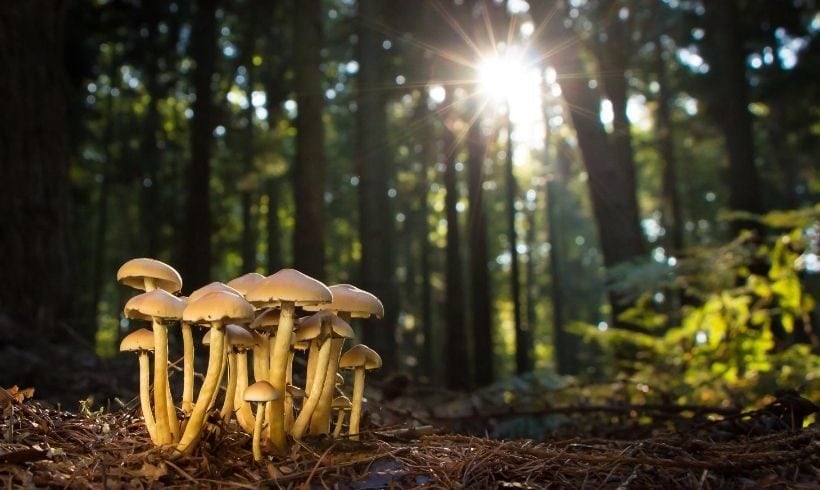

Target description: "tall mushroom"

left=175, top=291, right=254, bottom=456
left=243, top=381, right=280, bottom=463
left=248, top=308, right=280, bottom=385
left=220, top=325, right=257, bottom=425
left=245, top=269, right=332, bottom=453
left=123, top=289, right=185, bottom=445
left=120, top=328, right=158, bottom=444
left=290, top=311, right=354, bottom=439
left=303, top=284, right=384, bottom=435
left=331, top=395, right=352, bottom=438
left=339, top=344, right=382, bottom=440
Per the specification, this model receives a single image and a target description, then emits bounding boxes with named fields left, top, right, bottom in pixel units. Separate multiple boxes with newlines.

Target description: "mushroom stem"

left=208, top=341, right=229, bottom=411
left=166, top=383, right=179, bottom=442
left=309, top=338, right=344, bottom=435
left=175, top=323, right=225, bottom=456
left=332, top=408, right=345, bottom=438
left=252, top=333, right=270, bottom=382
left=290, top=337, right=332, bottom=439
left=138, top=352, right=158, bottom=444
left=267, top=302, right=295, bottom=453
left=348, top=367, right=366, bottom=440
left=284, top=349, right=296, bottom=431
left=181, top=322, right=195, bottom=414
left=305, top=341, right=318, bottom=395
left=251, top=402, right=266, bottom=462
left=221, top=350, right=239, bottom=424
left=234, top=351, right=255, bottom=433
left=151, top=319, right=172, bottom=445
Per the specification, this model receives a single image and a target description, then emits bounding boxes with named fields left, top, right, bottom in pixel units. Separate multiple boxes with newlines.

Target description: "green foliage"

left=572, top=208, right=820, bottom=407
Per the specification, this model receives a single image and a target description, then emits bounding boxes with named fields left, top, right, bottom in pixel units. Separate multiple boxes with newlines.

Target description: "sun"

left=475, top=50, right=545, bottom=154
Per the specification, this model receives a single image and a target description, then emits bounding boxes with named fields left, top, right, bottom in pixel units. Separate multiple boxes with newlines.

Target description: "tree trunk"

left=707, top=0, right=763, bottom=232
left=240, top=17, right=258, bottom=273
left=466, top=113, right=493, bottom=386
left=655, top=45, right=684, bottom=252
left=139, top=0, right=162, bottom=259
left=356, top=0, right=398, bottom=370
left=0, top=2, right=71, bottom=336
left=505, top=115, right=532, bottom=374
left=183, top=0, right=218, bottom=291
left=292, top=0, right=326, bottom=280
left=443, top=112, right=470, bottom=389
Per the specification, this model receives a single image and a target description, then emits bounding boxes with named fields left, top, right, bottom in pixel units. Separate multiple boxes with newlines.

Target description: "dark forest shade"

left=292, top=0, right=327, bottom=280
left=0, top=2, right=71, bottom=335
left=183, top=0, right=218, bottom=291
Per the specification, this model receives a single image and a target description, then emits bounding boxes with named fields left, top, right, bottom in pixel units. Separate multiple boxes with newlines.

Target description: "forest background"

left=1, top=0, right=818, bottom=410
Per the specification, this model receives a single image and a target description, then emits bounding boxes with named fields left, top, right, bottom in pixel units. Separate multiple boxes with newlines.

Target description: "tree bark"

left=183, top=0, right=218, bottom=291
left=0, top=2, right=71, bottom=335
left=655, top=45, right=684, bottom=252
left=240, top=15, right=258, bottom=273
left=443, top=112, right=470, bottom=389
left=466, top=113, right=493, bottom=386
left=292, top=0, right=326, bottom=280
left=356, top=0, right=399, bottom=370
left=707, top=0, right=763, bottom=231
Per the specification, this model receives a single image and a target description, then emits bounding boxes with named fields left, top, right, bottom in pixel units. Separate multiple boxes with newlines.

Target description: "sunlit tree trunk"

left=292, top=0, right=326, bottom=279
left=183, top=0, right=218, bottom=290
left=466, top=112, right=493, bottom=385
left=356, top=0, right=399, bottom=370
left=0, top=1, right=71, bottom=336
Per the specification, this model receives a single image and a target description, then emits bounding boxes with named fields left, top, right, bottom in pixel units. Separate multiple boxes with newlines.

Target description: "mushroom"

left=302, top=284, right=384, bottom=435
left=331, top=395, right=352, bottom=438
left=285, top=338, right=310, bottom=431
left=245, top=269, right=332, bottom=453
left=339, top=344, right=382, bottom=440
left=221, top=325, right=257, bottom=425
left=226, top=272, right=266, bottom=297
left=123, top=289, right=185, bottom=445
left=117, top=258, right=183, bottom=294
left=290, top=311, right=354, bottom=440
left=248, top=308, right=281, bottom=385
left=119, top=328, right=158, bottom=444
left=243, top=381, right=280, bottom=463
left=234, top=330, right=262, bottom=433
left=175, top=291, right=254, bottom=456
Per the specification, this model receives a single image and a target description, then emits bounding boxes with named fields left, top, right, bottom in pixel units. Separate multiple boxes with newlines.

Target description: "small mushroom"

left=175, top=291, right=254, bottom=456
left=120, top=328, right=158, bottom=444
left=339, top=345, right=382, bottom=440
left=331, top=395, right=352, bottom=438
left=123, top=289, right=185, bottom=445
left=290, top=312, right=354, bottom=439
left=302, top=284, right=384, bottom=435
left=226, top=272, right=266, bottom=297
left=245, top=269, right=332, bottom=453
left=244, top=381, right=280, bottom=463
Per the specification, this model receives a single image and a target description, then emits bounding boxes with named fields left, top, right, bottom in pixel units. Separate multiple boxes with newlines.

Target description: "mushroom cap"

left=245, top=268, right=332, bottom=307
left=336, top=372, right=345, bottom=386
left=249, top=308, right=281, bottom=331
left=203, top=324, right=258, bottom=347
left=293, top=311, right=354, bottom=342
left=291, top=339, right=310, bottom=351
left=226, top=272, right=266, bottom=297
left=303, top=284, right=384, bottom=319
left=183, top=291, right=255, bottom=325
left=117, top=258, right=182, bottom=293
left=339, top=344, right=382, bottom=370
left=244, top=381, right=280, bottom=402
left=286, top=384, right=307, bottom=398
left=120, top=328, right=155, bottom=352
left=123, top=289, right=186, bottom=321
left=332, top=395, right=352, bottom=409
left=188, top=282, right=242, bottom=303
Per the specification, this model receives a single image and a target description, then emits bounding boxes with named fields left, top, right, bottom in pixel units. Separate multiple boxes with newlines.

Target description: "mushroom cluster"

left=117, top=258, right=385, bottom=460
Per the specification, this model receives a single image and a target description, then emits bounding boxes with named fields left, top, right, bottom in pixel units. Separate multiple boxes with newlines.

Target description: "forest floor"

left=1, top=381, right=818, bottom=489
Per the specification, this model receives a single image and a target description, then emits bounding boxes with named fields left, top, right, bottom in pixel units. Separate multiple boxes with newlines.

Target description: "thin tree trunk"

left=357, top=0, right=398, bottom=369
left=707, top=0, right=763, bottom=232
left=467, top=114, right=493, bottom=385
left=139, top=0, right=162, bottom=258
left=263, top=75, right=286, bottom=272
left=505, top=114, right=531, bottom=374
left=443, top=114, right=469, bottom=389
left=655, top=45, right=684, bottom=253
left=0, top=1, right=71, bottom=336
left=240, top=17, right=258, bottom=273
left=183, top=0, right=218, bottom=290
left=292, top=0, right=326, bottom=279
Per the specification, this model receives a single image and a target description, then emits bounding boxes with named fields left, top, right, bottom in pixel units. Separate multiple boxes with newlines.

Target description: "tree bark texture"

left=292, top=0, right=326, bottom=280
left=0, top=2, right=71, bottom=336
left=466, top=114, right=493, bottom=386
left=356, top=0, right=399, bottom=370
left=183, top=0, right=218, bottom=291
